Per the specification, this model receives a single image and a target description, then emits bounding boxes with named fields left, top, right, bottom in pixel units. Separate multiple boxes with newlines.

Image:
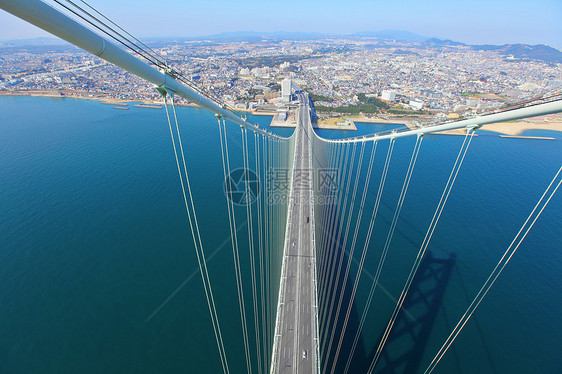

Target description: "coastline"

left=319, top=113, right=562, bottom=136
left=0, top=90, right=277, bottom=116
left=3, top=90, right=560, bottom=136
left=0, top=89, right=202, bottom=108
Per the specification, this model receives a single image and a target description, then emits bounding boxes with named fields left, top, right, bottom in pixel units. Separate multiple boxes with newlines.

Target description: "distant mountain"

left=471, top=43, right=562, bottom=63
left=3, top=32, right=560, bottom=64
left=351, top=30, right=428, bottom=42
left=423, top=37, right=466, bottom=47
left=196, top=31, right=332, bottom=43
left=0, top=37, right=69, bottom=47
left=421, top=38, right=561, bottom=63
left=0, top=37, right=78, bottom=54
left=196, top=30, right=431, bottom=43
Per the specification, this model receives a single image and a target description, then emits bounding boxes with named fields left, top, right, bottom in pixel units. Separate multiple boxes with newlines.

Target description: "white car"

left=302, top=350, right=307, bottom=359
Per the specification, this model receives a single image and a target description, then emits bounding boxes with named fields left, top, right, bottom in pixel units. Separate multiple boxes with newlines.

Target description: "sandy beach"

left=435, top=119, right=562, bottom=136
left=478, top=120, right=562, bottom=135
left=317, top=117, right=357, bottom=130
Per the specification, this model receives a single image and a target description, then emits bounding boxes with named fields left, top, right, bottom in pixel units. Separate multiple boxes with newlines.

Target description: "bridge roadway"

left=271, top=93, right=319, bottom=374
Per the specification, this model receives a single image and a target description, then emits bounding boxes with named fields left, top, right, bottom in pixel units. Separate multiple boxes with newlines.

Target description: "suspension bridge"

left=2, top=0, right=562, bottom=373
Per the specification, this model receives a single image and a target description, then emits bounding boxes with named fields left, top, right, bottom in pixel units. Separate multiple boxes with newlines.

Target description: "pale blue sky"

left=1, top=0, right=561, bottom=49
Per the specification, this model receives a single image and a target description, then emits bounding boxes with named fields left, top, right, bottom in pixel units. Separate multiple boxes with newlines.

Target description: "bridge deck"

left=271, top=95, right=319, bottom=374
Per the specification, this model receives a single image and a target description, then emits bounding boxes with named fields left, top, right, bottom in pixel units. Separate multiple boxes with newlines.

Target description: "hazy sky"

left=1, top=0, right=561, bottom=49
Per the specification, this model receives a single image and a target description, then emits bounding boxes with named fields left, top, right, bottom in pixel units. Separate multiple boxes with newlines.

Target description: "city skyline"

left=0, top=0, right=561, bottom=50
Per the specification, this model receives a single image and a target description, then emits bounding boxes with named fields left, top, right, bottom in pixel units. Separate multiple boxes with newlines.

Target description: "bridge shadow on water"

left=363, top=251, right=455, bottom=374
left=371, top=251, right=457, bottom=374
left=321, top=248, right=456, bottom=374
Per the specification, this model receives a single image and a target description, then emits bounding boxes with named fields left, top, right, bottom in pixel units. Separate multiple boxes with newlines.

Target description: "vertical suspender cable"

left=424, top=163, right=562, bottom=374
left=329, top=140, right=378, bottom=374
left=320, top=141, right=352, bottom=348
left=319, top=140, right=348, bottom=352
left=325, top=141, right=365, bottom=321
left=316, top=141, right=334, bottom=267
left=254, top=132, right=268, bottom=372
left=318, top=141, right=339, bottom=277
left=369, top=130, right=474, bottom=372
left=320, top=142, right=353, bottom=335
left=342, top=138, right=395, bottom=374
left=317, top=143, right=343, bottom=359
left=263, top=135, right=271, bottom=363
left=322, top=141, right=366, bottom=372
left=365, top=134, right=423, bottom=373
left=268, top=135, right=274, bottom=327
left=162, top=96, right=229, bottom=374
left=217, top=116, right=252, bottom=374
left=319, top=142, right=343, bottom=269
left=241, top=127, right=263, bottom=374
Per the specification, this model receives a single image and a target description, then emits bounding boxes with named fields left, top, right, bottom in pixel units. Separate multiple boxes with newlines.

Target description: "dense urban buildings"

left=1, top=36, right=561, bottom=120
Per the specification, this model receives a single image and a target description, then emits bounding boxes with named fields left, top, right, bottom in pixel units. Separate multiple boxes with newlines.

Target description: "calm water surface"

left=1, top=96, right=561, bottom=373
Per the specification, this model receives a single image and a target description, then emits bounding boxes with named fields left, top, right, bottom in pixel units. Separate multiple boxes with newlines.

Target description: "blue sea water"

left=1, top=96, right=561, bottom=373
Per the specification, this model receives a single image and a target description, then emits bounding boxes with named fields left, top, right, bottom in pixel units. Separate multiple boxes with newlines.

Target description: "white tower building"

left=282, top=78, right=292, bottom=102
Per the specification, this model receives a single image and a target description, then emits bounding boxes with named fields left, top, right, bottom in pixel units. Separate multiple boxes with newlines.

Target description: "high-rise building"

left=282, top=78, right=292, bottom=102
